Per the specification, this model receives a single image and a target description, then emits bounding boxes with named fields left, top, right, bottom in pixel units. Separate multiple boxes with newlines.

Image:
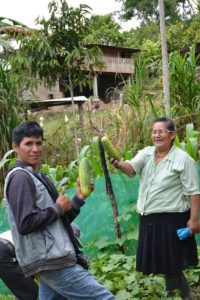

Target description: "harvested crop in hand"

left=101, top=136, right=120, bottom=161
left=79, top=157, right=93, bottom=197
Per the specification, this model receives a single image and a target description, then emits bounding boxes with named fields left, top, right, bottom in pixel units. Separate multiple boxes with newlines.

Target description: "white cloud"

left=0, top=0, right=139, bottom=30
left=1, top=0, right=50, bottom=28
left=67, top=0, right=121, bottom=15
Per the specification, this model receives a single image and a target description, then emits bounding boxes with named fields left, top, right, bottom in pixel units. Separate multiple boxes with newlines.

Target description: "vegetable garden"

left=0, top=0, right=200, bottom=298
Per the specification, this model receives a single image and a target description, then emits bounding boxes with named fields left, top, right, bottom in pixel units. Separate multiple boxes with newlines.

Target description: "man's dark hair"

left=153, top=117, right=175, bottom=132
left=12, top=121, right=44, bottom=145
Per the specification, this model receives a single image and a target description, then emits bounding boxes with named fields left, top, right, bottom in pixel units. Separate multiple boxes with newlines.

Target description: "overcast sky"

left=1, top=0, right=138, bottom=30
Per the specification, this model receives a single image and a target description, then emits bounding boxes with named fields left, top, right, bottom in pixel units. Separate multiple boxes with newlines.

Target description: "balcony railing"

left=96, top=56, right=134, bottom=74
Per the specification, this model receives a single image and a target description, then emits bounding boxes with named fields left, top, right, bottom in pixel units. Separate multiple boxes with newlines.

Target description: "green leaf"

left=186, top=123, right=194, bottom=139
left=102, top=279, right=113, bottom=290
left=115, top=289, right=132, bottom=300
left=79, top=145, right=90, bottom=159
left=125, top=273, right=136, bottom=284
left=0, top=150, right=14, bottom=169
left=95, top=239, right=110, bottom=249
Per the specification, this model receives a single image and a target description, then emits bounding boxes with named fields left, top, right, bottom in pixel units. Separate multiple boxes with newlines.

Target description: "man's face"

left=13, top=136, right=43, bottom=169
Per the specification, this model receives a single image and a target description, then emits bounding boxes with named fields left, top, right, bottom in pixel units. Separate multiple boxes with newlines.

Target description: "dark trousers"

left=0, top=241, right=38, bottom=300
left=165, top=272, right=193, bottom=300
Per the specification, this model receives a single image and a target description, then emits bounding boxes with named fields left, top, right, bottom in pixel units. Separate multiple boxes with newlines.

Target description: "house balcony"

left=103, top=56, right=134, bottom=74
left=92, top=56, right=134, bottom=74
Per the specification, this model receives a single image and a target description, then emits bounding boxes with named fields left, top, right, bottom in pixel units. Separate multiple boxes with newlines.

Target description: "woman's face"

left=151, top=121, right=176, bottom=151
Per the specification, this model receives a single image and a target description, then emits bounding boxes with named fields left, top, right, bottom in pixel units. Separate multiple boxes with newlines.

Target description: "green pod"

left=79, top=157, right=93, bottom=197
left=101, top=136, right=120, bottom=160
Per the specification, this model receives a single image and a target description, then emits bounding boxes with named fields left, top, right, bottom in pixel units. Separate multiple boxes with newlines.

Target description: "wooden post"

left=68, top=69, right=79, bottom=158
left=93, top=73, right=99, bottom=99
left=78, top=102, right=84, bottom=140
left=99, top=138, right=124, bottom=253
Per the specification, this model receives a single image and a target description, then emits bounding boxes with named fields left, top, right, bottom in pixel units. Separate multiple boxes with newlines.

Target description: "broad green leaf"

left=125, top=273, right=136, bottom=284
left=115, top=289, right=132, bottom=300
left=102, top=279, right=113, bottom=290
left=186, top=123, right=194, bottom=139
left=79, top=145, right=90, bottom=159
left=0, top=149, right=14, bottom=169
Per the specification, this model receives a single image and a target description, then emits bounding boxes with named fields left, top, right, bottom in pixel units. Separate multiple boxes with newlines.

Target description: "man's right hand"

left=56, top=187, right=72, bottom=212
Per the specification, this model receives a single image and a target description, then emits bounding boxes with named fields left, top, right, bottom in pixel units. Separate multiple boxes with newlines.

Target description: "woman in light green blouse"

left=111, top=117, right=200, bottom=300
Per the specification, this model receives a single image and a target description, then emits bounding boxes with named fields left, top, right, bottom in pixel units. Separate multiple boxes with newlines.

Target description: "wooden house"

left=25, top=44, right=140, bottom=107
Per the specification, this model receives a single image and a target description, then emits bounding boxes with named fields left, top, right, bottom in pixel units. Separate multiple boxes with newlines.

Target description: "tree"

left=0, top=17, right=31, bottom=59
left=85, top=14, right=126, bottom=46
left=166, top=15, right=200, bottom=52
left=10, top=0, right=104, bottom=157
left=116, top=0, right=197, bottom=23
left=159, top=0, right=170, bottom=115
left=0, top=17, right=33, bottom=156
left=115, top=0, right=171, bottom=114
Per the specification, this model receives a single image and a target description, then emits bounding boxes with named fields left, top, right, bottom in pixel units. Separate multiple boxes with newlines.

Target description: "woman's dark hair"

left=153, top=117, right=175, bottom=132
left=12, top=121, right=44, bottom=145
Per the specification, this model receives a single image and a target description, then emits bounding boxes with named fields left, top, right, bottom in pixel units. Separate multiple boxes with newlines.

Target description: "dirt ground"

left=192, top=286, right=200, bottom=299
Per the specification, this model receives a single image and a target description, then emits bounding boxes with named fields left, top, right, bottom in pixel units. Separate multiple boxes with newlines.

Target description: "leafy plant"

left=41, top=164, right=70, bottom=191
left=174, top=123, right=199, bottom=161
left=41, top=159, right=80, bottom=192
left=122, top=54, right=147, bottom=109
left=90, top=253, right=168, bottom=299
left=169, top=45, right=200, bottom=114
left=0, top=62, right=26, bottom=159
left=93, top=203, right=139, bottom=256
left=0, top=150, right=14, bottom=201
left=90, top=247, right=200, bottom=299
left=0, top=150, right=14, bottom=170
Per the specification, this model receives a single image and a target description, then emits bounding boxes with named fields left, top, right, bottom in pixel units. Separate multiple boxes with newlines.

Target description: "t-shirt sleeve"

left=180, top=156, right=200, bottom=195
left=129, top=148, right=149, bottom=175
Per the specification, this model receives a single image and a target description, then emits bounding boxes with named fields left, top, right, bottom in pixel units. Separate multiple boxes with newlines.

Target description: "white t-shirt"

left=0, top=230, right=13, bottom=244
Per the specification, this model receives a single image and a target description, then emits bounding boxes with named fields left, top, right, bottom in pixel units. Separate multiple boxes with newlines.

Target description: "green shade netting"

left=67, top=174, right=139, bottom=254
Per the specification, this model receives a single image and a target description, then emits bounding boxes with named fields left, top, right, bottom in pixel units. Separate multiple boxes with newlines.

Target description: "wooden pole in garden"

left=78, top=102, right=84, bottom=140
left=98, top=138, right=124, bottom=254
left=68, top=69, right=79, bottom=158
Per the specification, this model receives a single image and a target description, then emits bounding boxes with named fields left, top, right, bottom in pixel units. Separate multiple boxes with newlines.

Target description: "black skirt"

left=136, top=211, right=198, bottom=275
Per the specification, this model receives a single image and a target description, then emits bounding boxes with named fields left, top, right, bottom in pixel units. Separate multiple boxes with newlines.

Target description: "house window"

left=48, top=94, right=54, bottom=99
left=120, top=51, right=131, bottom=59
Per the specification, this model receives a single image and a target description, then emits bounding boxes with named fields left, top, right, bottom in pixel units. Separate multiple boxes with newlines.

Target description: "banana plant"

left=174, top=123, right=199, bottom=161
